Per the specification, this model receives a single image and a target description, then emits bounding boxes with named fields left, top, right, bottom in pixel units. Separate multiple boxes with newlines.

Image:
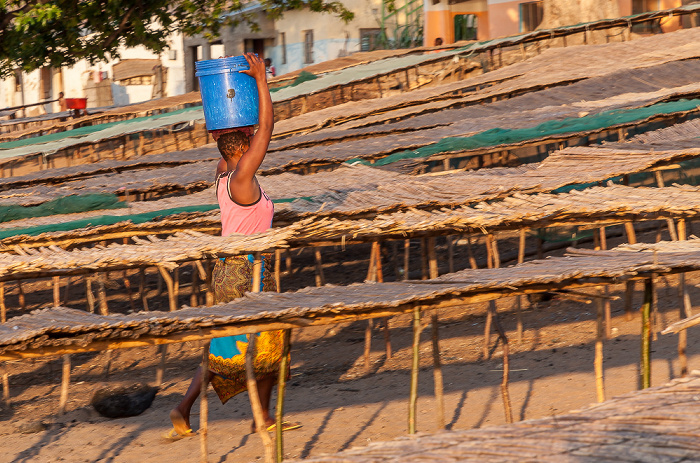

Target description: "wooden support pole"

left=58, top=354, right=71, bottom=414
left=465, top=236, right=478, bottom=269
left=489, top=234, right=501, bottom=268
left=427, top=237, right=438, bottom=279
left=313, top=248, right=325, bottom=287
left=403, top=239, right=410, bottom=280
left=431, top=311, right=445, bottom=430
left=276, top=329, right=292, bottom=462
left=364, top=318, right=373, bottom=371
left=0, top=283, right=5, bottom=323
left=516, top=229, right=526, bottom=342
left=489, top=301, right=513, bottom=423
left=190, top=262, right=200, bottom=307
left=625, top=222, right=637, bottom=244
left=252, top=253, right=263, bottom=293
left=53, top=276, right=60, bottom=307
left=1, top=363, right=9, bottom=406
left=640, top=279, right=653, bottom=389
left=595, top=289, right=606, bottom=402
left=97, top=273, right=109, bottom=315
left=654, top=171, right=678, bottom=240
left=203, top=260, right=214, bottom=306
left=139, top=268, right=150, bottom=311
left=624, top=280, right=635, bottom=321
left=155, top=345, right=167, bottom=387
left=85, top=277, right=95, bottom=313
left=200, top=342, right=210, bottom=463
left=446, top=236, right=454, bottom=274
left=485, top=234, right=493, bottom=269
left=158, top=266, right=177, bottom=312
left=246, top=334, right=275, bottom=463
left=409, top=306, right=421, bottom=434
left=677, top=221, right=692, bottom=377
left=18, top=281, right=25, bottom=311
left=274, top=250, right=282, bottom=293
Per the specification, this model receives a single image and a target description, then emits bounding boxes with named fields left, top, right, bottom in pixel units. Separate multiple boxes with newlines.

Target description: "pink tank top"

left=216, top=171, right=274, bottom=237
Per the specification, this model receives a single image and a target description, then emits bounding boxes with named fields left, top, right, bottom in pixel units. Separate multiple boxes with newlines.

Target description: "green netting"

left=0, top=106, right=201, bottom=151
left=0, top=194, right=126, bottom=224
left=270, top=71, right=319, bottom=93
left=346, top=99, right=700, bottom=167
left=0, top=196, right=316, bottom=239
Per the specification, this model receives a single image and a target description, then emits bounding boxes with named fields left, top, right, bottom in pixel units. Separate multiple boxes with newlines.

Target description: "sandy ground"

left=2, top=263, right=700, bottom=462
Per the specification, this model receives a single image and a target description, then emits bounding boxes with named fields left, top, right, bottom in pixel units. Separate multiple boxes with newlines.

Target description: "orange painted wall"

left=425, top=9, right=489, bottom=45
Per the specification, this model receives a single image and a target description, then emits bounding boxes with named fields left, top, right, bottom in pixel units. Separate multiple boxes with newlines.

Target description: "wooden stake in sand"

left=158, top=266, right=177, bottom=312
left=139, top=268, right=150, bottom=311
left=403, top=239, right=410, bottom=280
left=276, top=329, right=292, bottom=462
left=1, top=363, right=9, bottom=406
left=641, top=278, right=653, bottom=389
left=595, top=289, right=606, bottom=402
left=53, top=276, right=60, bottom=307
left=58, top=354, right=71, bottom=414
left=274, top=250, right=282, bottom=293
left=97, top=273, right=109, bottom=315
left=200, top=341, right=210, bottom=463
left=155, top=345, right=167, bottom=387
left=426, top=237, right=445, bottom=429
left=246, top=333, right=275, bottom=463
left=0, top=283, right=6, bottom=323
left=431, top=311, right=445, bottom=430
left=313, top=248, right=325, bottom=287
left=677, top=220, right=692, bottom=377
left=409, top=306, right=421, bottom=434
left=515, top=229, right=526, bottom=342
left=489, top=301, right=513, bottom=423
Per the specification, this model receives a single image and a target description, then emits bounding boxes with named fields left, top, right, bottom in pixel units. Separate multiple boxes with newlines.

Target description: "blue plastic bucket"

left=195, top=56, right=259, bottom=131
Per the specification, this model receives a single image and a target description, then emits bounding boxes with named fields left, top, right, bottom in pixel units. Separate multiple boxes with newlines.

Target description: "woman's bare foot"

left=170, top=408, right=192, bottom=435
left=251, top=418, right=276, bottom=433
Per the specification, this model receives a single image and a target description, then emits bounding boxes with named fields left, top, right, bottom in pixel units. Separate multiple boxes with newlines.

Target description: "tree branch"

left=101, top=4, right=137, bottom=51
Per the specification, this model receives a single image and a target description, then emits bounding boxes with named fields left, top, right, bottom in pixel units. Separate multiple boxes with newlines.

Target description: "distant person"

left=58, top=92, right=67, bottom=112
left=434, top=37, right=444, bottom=47
left=264, top=58, right=276, bottom=79
left=168, top=53, right=300, bottom=439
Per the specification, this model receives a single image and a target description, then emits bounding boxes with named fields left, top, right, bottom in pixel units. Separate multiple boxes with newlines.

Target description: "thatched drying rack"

left=0, top=241, right=698, bottom=462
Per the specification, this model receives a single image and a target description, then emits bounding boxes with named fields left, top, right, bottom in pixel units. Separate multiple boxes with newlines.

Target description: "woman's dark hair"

left=217, top=130, right=250, bottom=159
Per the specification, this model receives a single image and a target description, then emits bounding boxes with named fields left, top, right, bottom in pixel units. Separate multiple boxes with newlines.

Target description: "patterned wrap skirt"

left=208, top=254, right=285, bottom=404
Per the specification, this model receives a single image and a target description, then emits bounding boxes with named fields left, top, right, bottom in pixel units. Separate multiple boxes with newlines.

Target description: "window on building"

left=280, top=32, right=287, bottom=65
left=40, top=66, right=52, bottom=100
left=13, top=68, right=22, bottom=93
left=303, top=30, right=314, bottom=64
left=520, top=1, right=543, bottom=32
left=360, top=28, right=382, bottom=52
left=632, top=0, right=662, bottom=33
left=454, top=14, right=478, bottom=41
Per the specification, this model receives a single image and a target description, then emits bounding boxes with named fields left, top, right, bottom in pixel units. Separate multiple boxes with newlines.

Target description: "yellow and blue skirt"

left=209, top=254, right=285, bottom=404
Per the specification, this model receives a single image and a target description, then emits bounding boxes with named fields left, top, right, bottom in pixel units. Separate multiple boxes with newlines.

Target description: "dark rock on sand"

left=91, top=384, right=158, bottom=418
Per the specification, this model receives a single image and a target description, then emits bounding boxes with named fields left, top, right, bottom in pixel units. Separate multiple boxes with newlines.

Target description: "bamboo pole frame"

left=276, top=329, right=292, bottom=462
left=58, top=354, right=71, bottom=414
left=409, top=306, right=421, bottom=434
left=595, top=289, right=605, bottom=402
left=200, top=342, right=210, bottom=463
left=489, top=301, right=513, bottom=423
left=246, top=333, right=275, bottom=463
left=640, top=278, right=653, bottom=389
left=155, top=345, right=167, bottom=387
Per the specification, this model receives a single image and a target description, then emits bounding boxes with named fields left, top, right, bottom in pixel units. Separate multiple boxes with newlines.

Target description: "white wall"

left=0, top=30, right=187, bottom=112
left=270, top=0, right=385, bottom=75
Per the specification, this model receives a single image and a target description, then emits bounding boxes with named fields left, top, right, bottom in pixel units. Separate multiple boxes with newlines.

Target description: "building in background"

left=0, top=32, right=186, bottom=114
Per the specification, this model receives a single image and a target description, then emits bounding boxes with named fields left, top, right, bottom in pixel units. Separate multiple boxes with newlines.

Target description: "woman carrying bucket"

left=168, top=53, right=300, bottom=438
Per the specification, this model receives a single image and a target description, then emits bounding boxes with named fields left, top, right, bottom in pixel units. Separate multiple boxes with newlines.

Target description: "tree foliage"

left=0, top=0, right=354, bottom=76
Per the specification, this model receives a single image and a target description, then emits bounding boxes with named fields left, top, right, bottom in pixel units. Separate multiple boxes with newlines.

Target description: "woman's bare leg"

left=251, top=376, right=277, bottom=431
left=171, top=367, right=203, bottom=433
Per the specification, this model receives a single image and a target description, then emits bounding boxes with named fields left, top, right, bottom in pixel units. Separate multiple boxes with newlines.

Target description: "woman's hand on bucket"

left=240, top=53, right=267, bottom=82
